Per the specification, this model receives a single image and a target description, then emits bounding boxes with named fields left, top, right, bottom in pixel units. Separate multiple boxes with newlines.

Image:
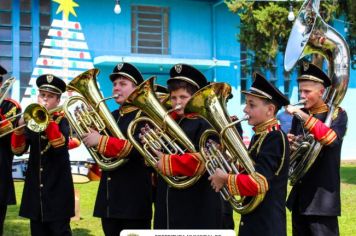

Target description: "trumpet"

left=0, top=103, right=62, bottom=138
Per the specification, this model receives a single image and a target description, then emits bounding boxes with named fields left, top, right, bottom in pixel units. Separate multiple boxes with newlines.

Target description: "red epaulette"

left=4, top=98, right=21, bottom=109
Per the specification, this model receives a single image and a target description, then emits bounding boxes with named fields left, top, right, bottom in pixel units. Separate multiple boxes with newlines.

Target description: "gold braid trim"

left=251, top=173, right=269, bottom=194
left=190, top=153, right=205, bottom=176
left=114, top=140, right=132, bottom=159
left=320, top=129, right=337, bottom=146
left=304, top=116, right=318, bottom=131
left=228, top=174, right=240, bottom=196
left=4, top=106, right=18, bottom=122
left=0, top=122, right=12, bottom=134
left=49, top=135, right=65, bottom=148
left=162, top=154, right=172, bottom=176
left=12, top=144, right=26, bottom=155
left=97, top=135, right=109, bottom=154
left=275, top=131, right=286, bottom=176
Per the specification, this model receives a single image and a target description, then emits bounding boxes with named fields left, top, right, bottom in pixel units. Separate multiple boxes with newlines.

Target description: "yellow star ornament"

left=53, top=0, right=79, bottom=20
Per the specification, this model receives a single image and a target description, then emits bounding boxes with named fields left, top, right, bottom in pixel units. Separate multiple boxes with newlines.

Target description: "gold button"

left=240, top=221, right=244, bottom=226
left=40, top=184, right=43, bottom=188
left=107, top=177, right=111, bottom=181
left=40, top=168, right=43, bottom=172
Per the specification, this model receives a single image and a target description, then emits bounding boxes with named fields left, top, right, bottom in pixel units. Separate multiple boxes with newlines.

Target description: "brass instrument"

left=185, top=82, right=265, bottom=214
left=0, top=77, right=16, bottom=105
left=64, top=68, right=129, bottom=171
left=0, top=103, right=62, bottom=137
left=284, top=0, right=350, bottom=185
left=126, top=76, right=201, bottom=189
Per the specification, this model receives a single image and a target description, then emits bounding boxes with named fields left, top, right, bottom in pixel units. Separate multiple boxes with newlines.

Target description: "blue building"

left=1, top=0, right=355, bottom=159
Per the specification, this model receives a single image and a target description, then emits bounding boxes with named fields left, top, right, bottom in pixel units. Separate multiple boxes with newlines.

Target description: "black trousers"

left=0, top=204, right=7, bottom=236
left=292, top=211, right=339, bottom=236
left=101, top=218, right=151, bottom=236
left=30, top=219, right=72, bottom=236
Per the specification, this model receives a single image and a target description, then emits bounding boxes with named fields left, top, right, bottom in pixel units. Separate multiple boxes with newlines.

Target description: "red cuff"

left=304, top=116, right=337, bottom=145
left=45, top=121, right=65, bottom=148
left=11, top=129, right=27, bottom=154
left=0, top=113, right=12, bottom=134
left=163, top=153, right=204, bottom=177
left=228, top=173, right=269, bottom=196
left=68, top=137, right=81, bottom=150
left=97, top=136, right=131, bottom=158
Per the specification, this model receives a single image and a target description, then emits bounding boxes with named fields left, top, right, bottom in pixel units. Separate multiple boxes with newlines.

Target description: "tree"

left=224, top=0, right=352, bottom=72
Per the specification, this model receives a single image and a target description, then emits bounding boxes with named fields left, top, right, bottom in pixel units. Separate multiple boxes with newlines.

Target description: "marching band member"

left=11, top=74, right=74, bottom=236
left=209, top=72, right=290, bottom=236
left=152, top=64, right=226, bottom=229
left=81, top=63, right=152, bottom=236
left=286, top=62, right=348, bottom=236
left=0, top=65, right=21, bottom=235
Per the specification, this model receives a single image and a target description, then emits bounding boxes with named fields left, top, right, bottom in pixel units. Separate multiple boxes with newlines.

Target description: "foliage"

left=339, top=0, right=356, bottom=69
left=224, top=0, right=351, bottom=72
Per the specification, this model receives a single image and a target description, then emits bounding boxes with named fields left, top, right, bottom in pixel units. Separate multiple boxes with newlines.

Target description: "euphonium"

left=284, top=0, right=350, bottom=185
left=185, top=82, right=265, bottom=214
left=126, top=76, right=201, bottom=189
left=64, top=68, right=129, bottom=171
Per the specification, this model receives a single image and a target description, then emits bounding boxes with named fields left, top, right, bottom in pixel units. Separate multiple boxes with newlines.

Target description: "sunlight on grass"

left=4, top=163, right=356, bottom=235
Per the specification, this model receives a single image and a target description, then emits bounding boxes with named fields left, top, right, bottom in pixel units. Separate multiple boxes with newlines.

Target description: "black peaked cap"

left=242, top=72, right=290, bottom=107
left=36, top=74, right=66, bottom=95
left=110, top=62, right=144, bottom=85
left=168, top=64, right=208, bottom=90
left=298, top=61, right=331, bottom=87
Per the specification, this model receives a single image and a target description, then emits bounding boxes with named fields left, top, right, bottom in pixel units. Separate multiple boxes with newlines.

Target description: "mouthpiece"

left=293, top=99, right=306, bottom=106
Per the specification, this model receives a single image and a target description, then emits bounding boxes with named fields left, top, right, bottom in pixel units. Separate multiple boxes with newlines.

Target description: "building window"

left=39, top=0, right=51, bottom=47
left=20, top=0, right=33, bottom=98
left=131, top=5, right=169, bottom=55
left=0, top=0, right=12, bottom=74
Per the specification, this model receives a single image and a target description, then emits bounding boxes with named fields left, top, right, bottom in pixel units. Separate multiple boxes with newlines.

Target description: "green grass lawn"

left=4, top=163, right=356, bottom=235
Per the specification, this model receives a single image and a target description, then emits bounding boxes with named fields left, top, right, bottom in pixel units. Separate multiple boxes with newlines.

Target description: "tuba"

left=284, top=0, right=350, bottom=185
left=64, top=68, right=129, bottom=171
left=185, top=82, right=265, bottom=214
left=126, top=76, right=202, bottom=189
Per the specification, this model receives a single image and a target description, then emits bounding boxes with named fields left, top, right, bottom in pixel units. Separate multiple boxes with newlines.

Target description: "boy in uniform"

left=81, top=63, right=152, bottom=236
left=11, top=74, right=74, bottom=235
left=210, top=72, right=290, bottom=236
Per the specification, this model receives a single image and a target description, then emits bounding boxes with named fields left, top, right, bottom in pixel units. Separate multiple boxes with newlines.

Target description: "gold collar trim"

left=253, top=118, right=279, bottom=134
left=309, top=104, right=328, bottom=115
left=119, top=105, right=138, bottom=116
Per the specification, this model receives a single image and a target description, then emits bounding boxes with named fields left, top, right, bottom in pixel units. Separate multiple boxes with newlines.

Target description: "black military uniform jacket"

left=154, top=116, right=223, bottom=229
left=238, top=122, right=289, bottom=236
left=0, top=99, right=21, bottom=206
left=286, top=106, right=348, bottom=216
left=12, top=114, right=74, bottom=221
left=93, top=108, right=152, bottom=220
